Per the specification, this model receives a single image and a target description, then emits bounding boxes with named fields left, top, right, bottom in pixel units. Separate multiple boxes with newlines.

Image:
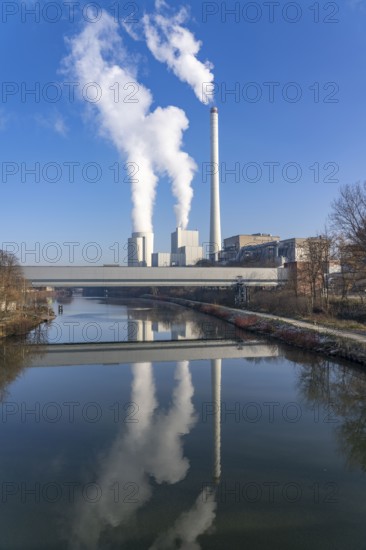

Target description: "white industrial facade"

left=171, top=227, right=203, bottom=266
left=151, top=252, right=172, bottom=267
left=171, top=227, right=199, bottom=251
left=152, top=228, right=204, bottom=267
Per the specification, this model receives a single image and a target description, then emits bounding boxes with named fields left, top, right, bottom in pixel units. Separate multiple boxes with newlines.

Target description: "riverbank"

left=145, top=296, right=366, bottom=367
left=0, top=311, right=55, bottom=339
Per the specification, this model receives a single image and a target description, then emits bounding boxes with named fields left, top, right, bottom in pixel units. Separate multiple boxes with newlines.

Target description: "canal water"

left=1, top=296, right=366, bottom=549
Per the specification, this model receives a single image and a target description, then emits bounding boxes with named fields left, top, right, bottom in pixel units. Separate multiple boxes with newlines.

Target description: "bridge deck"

left=23, top=266, right=288, bottom=287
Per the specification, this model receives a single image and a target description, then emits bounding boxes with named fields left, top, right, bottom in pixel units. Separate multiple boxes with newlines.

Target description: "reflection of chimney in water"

left=211, top=359, right=221, bottom=484
left=127, top=319, right=154, bottom=342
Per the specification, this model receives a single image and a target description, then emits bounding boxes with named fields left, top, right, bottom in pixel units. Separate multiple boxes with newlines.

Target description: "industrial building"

left=127, top=227, right=204, bottom=267
left=151, top=252, right=173, bottom=267
left=152, top=227, right=204, bottom=267
left=234, top=237, right=335, bottom=267
left=171, top=227, right=203, bottom=265
left=234, top=237, right=310, bottom=265
left=221, top=234, right=280, bottom=262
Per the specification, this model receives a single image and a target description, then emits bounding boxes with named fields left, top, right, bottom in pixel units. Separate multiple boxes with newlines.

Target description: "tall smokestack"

left=209, top=107, right=221, bottom=262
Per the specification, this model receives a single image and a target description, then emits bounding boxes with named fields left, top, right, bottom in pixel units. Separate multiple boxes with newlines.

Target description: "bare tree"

left=298, top=235, right=333, bottom=310
left=0, top=251, right=24, bottom=316
left=330, top=182, right=366, bottom=296
left=332, top=235, right=361, bottom=299
left=330, top=182, right=366, bottom=252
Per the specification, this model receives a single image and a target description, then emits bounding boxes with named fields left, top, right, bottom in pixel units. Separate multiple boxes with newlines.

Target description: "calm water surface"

left=1, top=296, right=366, bottom=549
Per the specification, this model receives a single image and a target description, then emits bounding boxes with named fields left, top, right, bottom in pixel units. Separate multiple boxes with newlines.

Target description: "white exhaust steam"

left=142, top=1, right=215, bottom=104
left=62, top=9, right=197, bottom=231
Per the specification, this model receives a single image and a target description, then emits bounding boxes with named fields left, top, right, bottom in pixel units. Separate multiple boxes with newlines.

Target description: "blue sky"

left=1, top=0, right=366, bottom=265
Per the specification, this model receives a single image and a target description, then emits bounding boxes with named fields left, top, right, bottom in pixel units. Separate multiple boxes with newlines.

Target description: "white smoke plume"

left=62, top=10, right=196, bottom=231
left=142, top=1, right=215, bottom=104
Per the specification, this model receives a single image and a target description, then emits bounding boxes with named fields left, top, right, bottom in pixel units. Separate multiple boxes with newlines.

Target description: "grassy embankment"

left=0, top=309, right=55, bottom=338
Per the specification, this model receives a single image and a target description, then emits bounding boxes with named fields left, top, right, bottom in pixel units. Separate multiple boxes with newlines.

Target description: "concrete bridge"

left=23, top=265, right=287, bottom=288
left=29, top=339, right=280, bottom=367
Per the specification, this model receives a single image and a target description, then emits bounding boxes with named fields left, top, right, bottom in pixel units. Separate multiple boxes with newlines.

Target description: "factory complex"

left=125, top=107, right=319, bottom=269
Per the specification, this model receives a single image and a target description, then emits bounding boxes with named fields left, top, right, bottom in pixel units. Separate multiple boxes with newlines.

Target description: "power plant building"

left=151, top=228, right=203, bottom=267
left=221, top=233, right=280, bottom=262
left=171, top=227, right=200, bottom=252
left=171, top=227, right=203, bottom=266
left=127, top=232, right=154, bottom=267
left=234, top=237, right=327, bottom=265
left=151, top=252, right=173, bottom=267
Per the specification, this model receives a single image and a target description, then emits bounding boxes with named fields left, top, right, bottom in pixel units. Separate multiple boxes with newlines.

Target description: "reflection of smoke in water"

left=149, top=486, right=217, bottom=550
left=71, top=360, right=196, bottom=549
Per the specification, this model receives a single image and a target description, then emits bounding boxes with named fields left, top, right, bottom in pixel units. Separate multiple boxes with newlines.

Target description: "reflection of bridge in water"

left=30, top=339, right=279, bottom=367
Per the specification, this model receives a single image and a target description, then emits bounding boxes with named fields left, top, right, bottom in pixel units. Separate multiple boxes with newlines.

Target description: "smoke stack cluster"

left=209, top=107, right=221, bottom=262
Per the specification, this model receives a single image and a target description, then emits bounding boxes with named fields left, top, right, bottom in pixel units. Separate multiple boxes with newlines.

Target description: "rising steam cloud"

left=63, top=10, right=196, bottom=231
left=142, top=1, right=215, bottom=104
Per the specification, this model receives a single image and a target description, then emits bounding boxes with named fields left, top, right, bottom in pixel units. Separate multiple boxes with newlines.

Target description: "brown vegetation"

left=0, top=250, right=53, bottom=338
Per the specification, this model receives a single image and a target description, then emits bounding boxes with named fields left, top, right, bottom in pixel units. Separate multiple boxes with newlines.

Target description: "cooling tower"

left=128, top=231, right=154, bottom=267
